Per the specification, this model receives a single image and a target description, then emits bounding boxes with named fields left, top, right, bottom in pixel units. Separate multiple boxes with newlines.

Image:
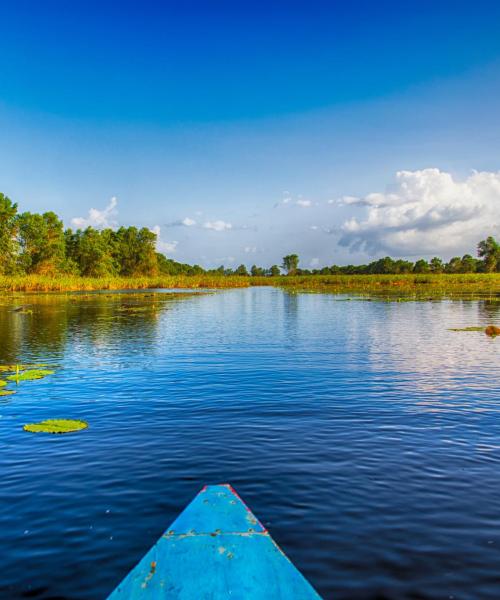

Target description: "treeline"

left=0, top=193, right=202, bottom=277
left=1, top=193, right=499, bottom=277
left=271, top=240, right=500, bottom=276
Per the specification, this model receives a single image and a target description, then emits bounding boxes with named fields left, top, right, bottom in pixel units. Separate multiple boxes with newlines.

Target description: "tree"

left=235, top=264, right=249, bottom=276
left=445, top=257, right=462, bottom=273
left=65, top=227, right=118, bottom=277
left=250, top=265, right=265, bottom=276
left=0, top=193, right=19, bottom=274
left=282, top=254, right=299, bottom=275
left=269, top=265, right=281, bottom=277
left=113, top=227, right=158, bottom=276
left=429, top=257, right=444, bottom=273
left=478, top=236, right=500, bottom=272
left=413, top=259, right=430, bottom=273
left=17, top=211, right=66, bottom=274
left=460, top=254, right=478, bottom=273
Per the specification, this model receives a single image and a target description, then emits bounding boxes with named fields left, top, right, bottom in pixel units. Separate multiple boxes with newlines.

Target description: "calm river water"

left=0, top=288, right=499, bottom=599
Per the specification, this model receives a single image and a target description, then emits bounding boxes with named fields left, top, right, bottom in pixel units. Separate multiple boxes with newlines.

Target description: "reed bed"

left=0, top=273, right=499, bottom=295
left=0, top=274, right=250, bottom=292
left=255, top=273, right=500, bottom=296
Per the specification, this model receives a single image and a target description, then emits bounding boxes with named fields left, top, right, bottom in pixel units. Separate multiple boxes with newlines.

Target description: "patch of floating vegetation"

left=448, top=327, right=484, bottom=332
left=0, top=363, right=51, bottom=372
left=7, top=369, right=55, bottom=382
left=23, top=419, right=88, bottom=434
left=0, top=380, right=6, bottom=387
left=485, top=325, right=500, bottom=337
left=0, top=389, right=15, bottom=396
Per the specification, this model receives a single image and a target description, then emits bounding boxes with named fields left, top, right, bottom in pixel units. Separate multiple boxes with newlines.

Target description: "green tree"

left=65, top=227, right=118, bottom=277
left=282, top=254, right=299, bottom=275
left=268, top=265, right=281, bottom=277
left=235, top=264, right=249, bottom=276
left=413, top=259, right=430, bottom=273
left=113, top=227, right=158, bottom=276
left=429, top=257, right=444, bottom=273
left=460, top=254, right=478, bottom=273
left=0, top=193, right=19, bottom=274
left=445, top=257, right=462, bottom=273
left=478, top=236, right=500, bottom=272
left=17, top=211, right=66, bottom=274
left=250, top=265, right=265, bottom=276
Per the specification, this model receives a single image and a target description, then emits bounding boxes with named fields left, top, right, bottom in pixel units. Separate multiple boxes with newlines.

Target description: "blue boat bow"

left=108, top=483, right=322, bottom=599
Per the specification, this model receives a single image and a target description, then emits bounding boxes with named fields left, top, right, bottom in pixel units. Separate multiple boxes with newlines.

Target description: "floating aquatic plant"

left=23, top=419, right=88, bottom=434
left=485, top=325, right=500, bottom=337
left=0, top=380, right=6, bottom=387
left=448, top=327, right=484, bottom=332
left=0, top=389, right=15, bottom=396
left=7, top=368, right=55, bottom=382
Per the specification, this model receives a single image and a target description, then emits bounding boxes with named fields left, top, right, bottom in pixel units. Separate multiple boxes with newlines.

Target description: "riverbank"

left=0, top=273, right=499, bottom=295
left=257, top=273, right=500, bottom=296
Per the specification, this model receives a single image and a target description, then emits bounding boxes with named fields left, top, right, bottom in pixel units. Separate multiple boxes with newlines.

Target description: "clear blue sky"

left=1, top=0, right=500, bottom=267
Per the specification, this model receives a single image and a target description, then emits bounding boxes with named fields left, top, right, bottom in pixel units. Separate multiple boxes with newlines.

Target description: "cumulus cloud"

left=151, top=225, right=178, bottom=254
left=203, top=220, right=233, bottom=231
left=296, top=199, right=312, bottom=207
left=339, top=168, right=500, bottom=255
left=165, top=216, right=197, bottom=227
left=71, top=197, right=118, bottom=229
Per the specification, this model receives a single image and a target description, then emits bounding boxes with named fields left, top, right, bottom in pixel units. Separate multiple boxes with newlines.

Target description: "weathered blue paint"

left=108, top=484, right=322, bottom=599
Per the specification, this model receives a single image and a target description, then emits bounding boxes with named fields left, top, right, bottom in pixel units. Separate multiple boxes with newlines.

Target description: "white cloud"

left=181, top=217, right=196, bottom=226
left=244, top=246, right=257, bottom=253
left=151, top=225, right=178, bottom=254
left=203, top=220, right=233, bottom=231
left=71, top=196, right=118, bottom=229
left=275, top=194, right=313, bottom=208
left=339, top=168, right=500, bottom=255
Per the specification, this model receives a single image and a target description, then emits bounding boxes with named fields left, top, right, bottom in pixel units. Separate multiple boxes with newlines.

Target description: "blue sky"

left=1, top=0, right=500, bottom=267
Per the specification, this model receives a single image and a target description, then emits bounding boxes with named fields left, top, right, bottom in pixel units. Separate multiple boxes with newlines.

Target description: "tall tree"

left=282, top=254, right=299, bottom=275
left=478, top=236, right=500, bottom=272
left=17, top=211, right=66, bottom=274
left=0, top=193, right=19, bottom=274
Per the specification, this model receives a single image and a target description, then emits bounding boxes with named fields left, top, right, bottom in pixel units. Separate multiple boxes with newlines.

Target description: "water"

left=0, top=288, right=499, bottom=599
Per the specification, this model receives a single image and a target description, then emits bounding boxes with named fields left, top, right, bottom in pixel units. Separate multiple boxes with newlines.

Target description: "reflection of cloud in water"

left=344, top=299, right=500, bottom=413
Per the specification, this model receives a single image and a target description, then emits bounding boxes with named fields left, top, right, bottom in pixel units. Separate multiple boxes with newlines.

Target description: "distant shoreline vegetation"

left=0, top=193, right=499, bottom=293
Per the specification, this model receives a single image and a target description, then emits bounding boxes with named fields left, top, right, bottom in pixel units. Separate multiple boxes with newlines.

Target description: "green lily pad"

left=23, top=419, right=88, bottom=434
left=7, top=369, right=55, bottom=382
left=0, top=389, right=15, bottom=396
left=0, top=380, right=6, bottom=387
left=448, top=327, right=484, bottom=332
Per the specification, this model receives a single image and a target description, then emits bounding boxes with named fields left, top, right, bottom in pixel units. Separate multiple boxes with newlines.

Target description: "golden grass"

left=0, top=273, right=499, bottom=295
left=252, top=273, right=500, bottom=296
left=0, top=274, right=250, bottom=292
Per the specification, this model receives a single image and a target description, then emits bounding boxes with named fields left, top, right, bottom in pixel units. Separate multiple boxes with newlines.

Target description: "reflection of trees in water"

left=0, top=293, right=192, bottom=364
left=478, top=299, right=500, bottom=322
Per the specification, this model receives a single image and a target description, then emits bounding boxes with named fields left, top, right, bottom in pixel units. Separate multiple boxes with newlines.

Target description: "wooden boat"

left=108, top=483, right=321, bottom=598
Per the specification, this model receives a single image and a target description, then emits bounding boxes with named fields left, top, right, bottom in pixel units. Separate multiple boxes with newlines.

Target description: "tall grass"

left=0, top=273, right=499, bottom=294
left=253, top=273, right=500, bottom=295
left=0, top=274, right=250, bottom=292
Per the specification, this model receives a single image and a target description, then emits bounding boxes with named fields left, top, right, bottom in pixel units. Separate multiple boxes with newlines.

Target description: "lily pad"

left=23, top=419, right=88, bottom=434
left=448, top=327, right=484, bottom=332
left=7, top=369, right=55, bottom=382
left=0, top=380, right=6, bottom=387
left=0, top=390, right=15, bottom=396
